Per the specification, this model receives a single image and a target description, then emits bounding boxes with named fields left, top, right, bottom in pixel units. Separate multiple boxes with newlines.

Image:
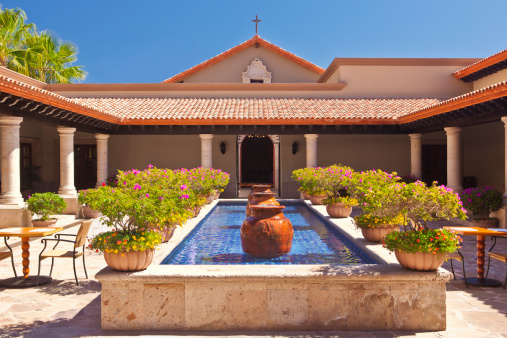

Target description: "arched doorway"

left=239, top=135, right=276, bottom=186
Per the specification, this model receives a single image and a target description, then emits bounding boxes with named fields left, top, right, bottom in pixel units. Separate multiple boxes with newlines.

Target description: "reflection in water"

left=162, top=203, right=375, bottom=265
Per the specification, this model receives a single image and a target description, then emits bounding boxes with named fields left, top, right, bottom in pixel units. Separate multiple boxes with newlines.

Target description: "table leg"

left=465, top=234, right=502, bottom=287
left=21, top=237, right=30, bottom=279
left=0, top=237, right=52, bottom=288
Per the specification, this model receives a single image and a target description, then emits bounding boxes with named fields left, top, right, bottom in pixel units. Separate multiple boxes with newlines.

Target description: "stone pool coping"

left=96, top=199, right=452, bottom=331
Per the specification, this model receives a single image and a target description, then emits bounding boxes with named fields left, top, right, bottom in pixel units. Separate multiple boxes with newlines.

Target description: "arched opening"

left=240, top=135, right=274, bottom=185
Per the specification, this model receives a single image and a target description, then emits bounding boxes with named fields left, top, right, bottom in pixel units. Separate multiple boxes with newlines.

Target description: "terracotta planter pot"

left=104, top=249, right=154, bottom=271
left=198, top=193, right=214, bottom=204
left=302, top=191, right=311, bottom=200
left=147, top=224, right=175, bottom=242
left=326, top=203, right=352, bottom=218
left=32, top=219, right=57, bottom=227
left=246, top=191, right=279, bottom=217
left=472, top=218, right=498, bottom=228
left=309, top=194, right=327, bottom=205
left=361, top=224, right=399, bottom=243
left=241, top=205, right=294, bottom=258
left=213, top=190, right=221, bottom=200
left=394, top=250, right=446, bottom=271
left=247, top=184, right=273, bottom=203
left=82, top=205, right=102, bottom=219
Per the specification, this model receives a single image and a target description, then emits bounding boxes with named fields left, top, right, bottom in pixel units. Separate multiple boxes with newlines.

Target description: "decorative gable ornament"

left=242, top=59, right=272, bottom=83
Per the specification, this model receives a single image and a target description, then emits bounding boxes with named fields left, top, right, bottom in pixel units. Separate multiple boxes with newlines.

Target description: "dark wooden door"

left=74, top=145, right=97, bottom=190
left=422, top=145, right=447, bottom=186
left=241, top=136, right=274, bottom=185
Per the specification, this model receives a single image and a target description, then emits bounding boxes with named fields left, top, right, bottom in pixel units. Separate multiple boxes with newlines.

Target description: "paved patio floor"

left=0, top=216, right=506, bottom=338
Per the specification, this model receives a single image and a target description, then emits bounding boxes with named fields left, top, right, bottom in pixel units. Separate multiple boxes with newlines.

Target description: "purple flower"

left=180, top=185, right=188, bottom=190
left=145, top=193, right=149, bottom=198
left=147, top=164, right=154, bottom=169
left=134, top=183, right=141, bottom=190
left=159, top=196, right=164, bottom=200
left=179, top=194, right=189, bottom=199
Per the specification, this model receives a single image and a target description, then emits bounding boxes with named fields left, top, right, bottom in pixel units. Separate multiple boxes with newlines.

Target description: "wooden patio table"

left=444, top=226, right=507, bottom=287
left=0, top=226, right=63, bottom=288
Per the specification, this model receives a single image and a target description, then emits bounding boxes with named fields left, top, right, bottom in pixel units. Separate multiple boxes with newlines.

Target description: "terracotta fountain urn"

left=246, top=191, right=279, bottom=217
left=241, top=205, right=294, bottom=258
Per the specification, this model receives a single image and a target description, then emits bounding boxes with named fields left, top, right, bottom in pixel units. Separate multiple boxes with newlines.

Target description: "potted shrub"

left=459, top=186, right=502, bottom=228
left=86, top=166, right=194, bottom=271
left=320, top=164, right=357, bottom=217
left=291, top=168, right=315, bottom=200
left=27, top=192, right=66, bottom=227
left=354, top=213, right=403, bottom=243
left=78, top=189, right=102, bottom=218
left=379, top=181, right=467, bottom=271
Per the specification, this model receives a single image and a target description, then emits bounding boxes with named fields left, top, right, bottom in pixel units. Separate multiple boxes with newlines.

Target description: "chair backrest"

left=75, top=220, right=93, bottom=248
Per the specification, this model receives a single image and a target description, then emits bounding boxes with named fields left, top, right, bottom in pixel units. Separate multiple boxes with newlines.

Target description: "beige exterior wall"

left=181, top=45, right=321, bottom=83
left=473, top=69, right=507, bottom=91
left=280, top=135, right=307, bottom=197
left=335, top=65, right=473, bottom=98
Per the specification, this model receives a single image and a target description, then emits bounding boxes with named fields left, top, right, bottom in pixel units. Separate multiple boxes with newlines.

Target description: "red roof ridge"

left=161, top=35, right=325, bottom=83
left=453, top=49, right=507, bottom=80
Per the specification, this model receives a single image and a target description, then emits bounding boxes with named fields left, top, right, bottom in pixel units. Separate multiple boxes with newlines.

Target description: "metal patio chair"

left=447, top=250, right=468, bottom=287
left=0, top=237, right=17, bottom=277
left=36, top=220, right=93, bottom=286
left=486, top=236, right=507, bottom=289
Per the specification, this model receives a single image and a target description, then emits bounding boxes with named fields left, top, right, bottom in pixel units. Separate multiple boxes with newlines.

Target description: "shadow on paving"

left=0, top=296, right=101, bottom=338
left=36, top=279, right=101, bottom=296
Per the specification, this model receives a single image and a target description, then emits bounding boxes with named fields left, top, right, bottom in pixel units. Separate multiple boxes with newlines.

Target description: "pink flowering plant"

left=319, top=164, right=358, bottom=206
left=459, top=186, right=502, bottom=220
left=380, top=181, right=467, bottom=255
left=291, top=167, right=320, bottom=194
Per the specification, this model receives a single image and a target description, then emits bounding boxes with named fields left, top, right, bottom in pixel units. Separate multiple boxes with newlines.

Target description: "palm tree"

left=23, top=31, right=86, bottom=83
left=0, top=7, right=33, bottom=69
left=0, top=6, right=86, bottom=83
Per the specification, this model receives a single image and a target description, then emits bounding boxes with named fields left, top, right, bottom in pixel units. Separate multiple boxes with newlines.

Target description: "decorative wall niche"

left=242, top=59, right=272, bottom=83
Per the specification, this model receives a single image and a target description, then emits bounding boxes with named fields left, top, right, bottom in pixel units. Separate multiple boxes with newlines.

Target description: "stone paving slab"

left=0, top=215, right=506, bottom=337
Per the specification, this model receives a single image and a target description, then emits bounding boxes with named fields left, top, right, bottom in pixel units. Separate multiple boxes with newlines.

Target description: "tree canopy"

left=0, top=6, right=86, bottom=83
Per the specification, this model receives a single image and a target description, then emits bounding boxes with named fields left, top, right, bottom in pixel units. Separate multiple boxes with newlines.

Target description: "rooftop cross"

left=252, top=15, right=261, bottom=35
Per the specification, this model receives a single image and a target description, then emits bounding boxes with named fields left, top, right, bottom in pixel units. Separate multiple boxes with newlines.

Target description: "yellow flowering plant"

left=88, top=228, right=162, bottom=254
left=354, top=213, right=405, bottom=229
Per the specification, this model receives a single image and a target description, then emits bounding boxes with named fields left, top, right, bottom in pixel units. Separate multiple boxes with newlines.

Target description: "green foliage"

left=354, top=213, right=405, bottom=229
left=322, top=196, right=358, bottom=207
left=292, top=165, right=354, bottom=196
left=459, top=186, right=503, bottom=220
left=383, top=229, right=461, bottom=254
left=0, top=6, right=86, bottom=83
left=88, top=228, right=162, bottom=254
left=26, top=192, right=66, bottom=221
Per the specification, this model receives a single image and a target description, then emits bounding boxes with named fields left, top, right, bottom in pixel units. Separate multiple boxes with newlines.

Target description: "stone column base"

left=0, top=204, right=32, bottom=228
left=491, top=206, right=507, bottom=229
left=59, top=195, right=79, bottom=215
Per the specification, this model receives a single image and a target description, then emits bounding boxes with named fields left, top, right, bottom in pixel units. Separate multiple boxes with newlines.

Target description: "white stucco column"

left=199, top=134, right=213, bottom=168
left=304, top=134, right=319, bottom=168
left=409, top=134, right=423, bottom=179
left=444, top=127, right=463, bottom=193
left=57, top=127, right=77, bottom=196
left=0, top=115, right=23, bottom=205
left=95, top=133, right=109, bottom=188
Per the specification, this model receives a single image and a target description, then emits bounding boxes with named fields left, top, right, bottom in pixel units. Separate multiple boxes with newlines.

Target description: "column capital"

left=57, top=126, right=76, bottom=135
left=0, top=115, right=23, bottom=126
left=501, top=116, right=507, bottom=125
left=199, top=134, right=214, bottom=140
left=444, top=127, right=462, bottom=135
left=94, top=133, right=110, bottom=140
left=304, top=134, right=319, bottom=140
left=408, top=133, right=423, bottom=140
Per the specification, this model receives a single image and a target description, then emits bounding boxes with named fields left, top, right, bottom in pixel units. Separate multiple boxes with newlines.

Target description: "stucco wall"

left=473, top=69, right=507, bottom=91
left=182, top=45, right=321, bottom=83
left=337, top=65, right=473, bottom=98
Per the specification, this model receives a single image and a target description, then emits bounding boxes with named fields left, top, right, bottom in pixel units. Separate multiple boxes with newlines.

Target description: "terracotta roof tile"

left=71, top=97, right=441, bottom=123
left=162, top=35, right=325, bottom=83
left=453, top=49, right=507, bottom=80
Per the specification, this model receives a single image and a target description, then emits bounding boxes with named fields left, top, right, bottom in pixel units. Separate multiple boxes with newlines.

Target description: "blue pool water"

left=161, top=202, right=375, bottom=265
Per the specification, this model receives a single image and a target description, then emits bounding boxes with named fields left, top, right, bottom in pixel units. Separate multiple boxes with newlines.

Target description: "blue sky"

left=2, top=0, right=506, bottom=83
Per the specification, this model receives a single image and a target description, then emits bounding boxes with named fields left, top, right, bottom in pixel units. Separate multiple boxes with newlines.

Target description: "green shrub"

left=27, top=192, right=66, bottom=221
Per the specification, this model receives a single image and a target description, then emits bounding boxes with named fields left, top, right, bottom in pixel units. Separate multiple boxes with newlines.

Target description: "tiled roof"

left=162, top=35, right=325, bottom=83
left=0, top=72, right=121, bottom=123
left=453, top=49, right=507, bottom=81
left=399, top=80, right=507, bottom=123
left=71, top=97, right=441, bottom=123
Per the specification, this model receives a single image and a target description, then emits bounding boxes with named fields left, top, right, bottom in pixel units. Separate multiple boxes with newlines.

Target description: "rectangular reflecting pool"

left=162, top=202, right=375, bottom=265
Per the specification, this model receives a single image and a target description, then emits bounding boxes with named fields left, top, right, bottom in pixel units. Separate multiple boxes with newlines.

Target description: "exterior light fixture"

left=292, top=141, right=298, bottom=155
left=220, top=141, right=226, bottom=154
